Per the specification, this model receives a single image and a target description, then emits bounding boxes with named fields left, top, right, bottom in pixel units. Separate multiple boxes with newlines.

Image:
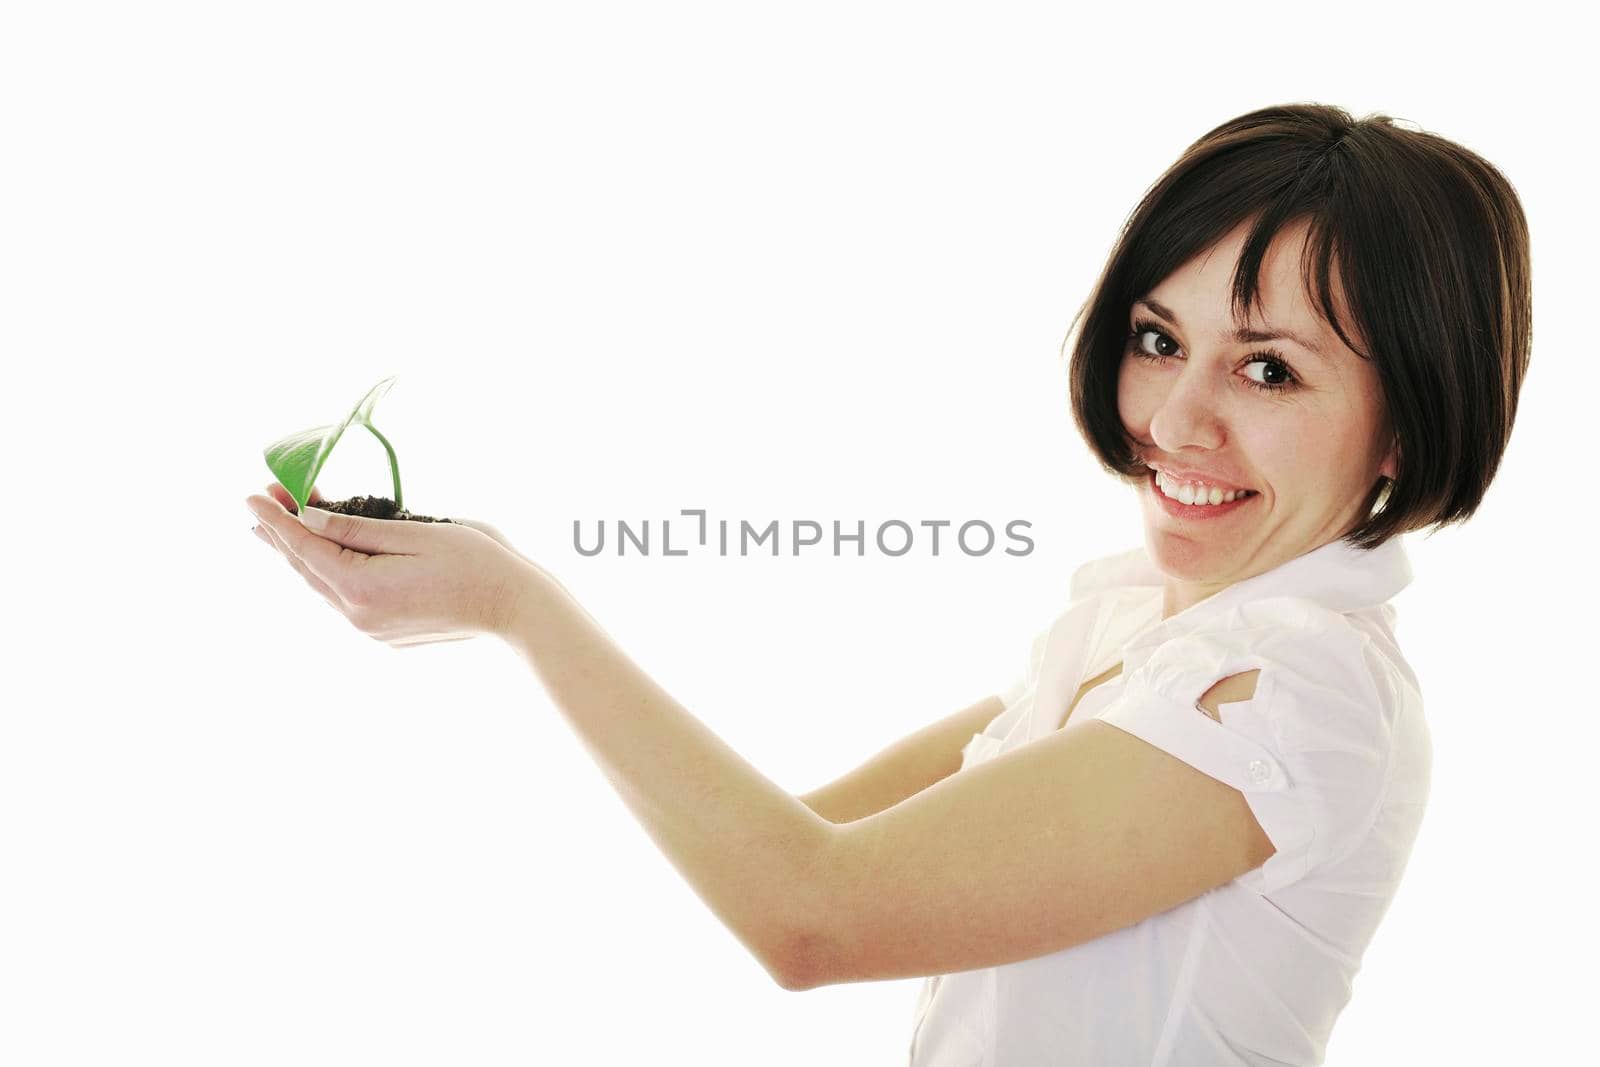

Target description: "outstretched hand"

left=248, top=483, right=539, bottom=647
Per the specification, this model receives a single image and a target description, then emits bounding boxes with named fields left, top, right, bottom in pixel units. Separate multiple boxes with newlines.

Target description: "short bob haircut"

left=1065, top=103, right=1532, bottom=551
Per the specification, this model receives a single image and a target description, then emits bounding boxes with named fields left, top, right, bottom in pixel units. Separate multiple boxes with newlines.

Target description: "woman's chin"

left=1142, top=524, right=1239, bottom=580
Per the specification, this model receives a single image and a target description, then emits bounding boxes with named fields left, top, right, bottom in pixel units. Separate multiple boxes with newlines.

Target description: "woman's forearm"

left=498, top=563, right=835, bottom=988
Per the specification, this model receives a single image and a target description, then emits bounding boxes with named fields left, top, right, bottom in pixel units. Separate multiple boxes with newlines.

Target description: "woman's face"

left=1116, top=218, right=1397, bottom=610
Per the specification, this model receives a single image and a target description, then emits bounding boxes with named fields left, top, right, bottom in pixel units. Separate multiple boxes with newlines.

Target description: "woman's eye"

left=1239, top=354, right=1300, bottom=392
left=1243, top=358, right=1292, bottom=387
left=1131, top=327, right=1178, bottom=359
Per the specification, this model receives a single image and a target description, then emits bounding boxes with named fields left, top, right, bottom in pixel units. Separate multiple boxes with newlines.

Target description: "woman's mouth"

left=1148, top=467, right=1260, bottom=520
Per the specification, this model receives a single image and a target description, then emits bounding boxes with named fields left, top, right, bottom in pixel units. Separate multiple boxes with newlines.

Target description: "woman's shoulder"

left=1199, top=593, right=1396, bottom=658
left=1151, top=595, right=1413, bottom=721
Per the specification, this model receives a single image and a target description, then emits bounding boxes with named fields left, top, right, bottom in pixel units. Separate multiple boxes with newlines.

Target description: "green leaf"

left=263, top=375, right=404, bottom=512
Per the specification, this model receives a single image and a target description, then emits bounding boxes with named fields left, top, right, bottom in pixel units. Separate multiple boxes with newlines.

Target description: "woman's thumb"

left=453, top=518, right=532, bottom=565
left=297, top=506, right=417, bottom=559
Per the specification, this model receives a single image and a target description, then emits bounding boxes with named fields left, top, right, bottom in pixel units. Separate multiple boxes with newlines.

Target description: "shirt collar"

left=1073, top=534, right=1413, bottom=658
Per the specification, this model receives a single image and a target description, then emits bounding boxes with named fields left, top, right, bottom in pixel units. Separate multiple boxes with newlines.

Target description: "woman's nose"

left=1147, top=364, right=1226, bottom=453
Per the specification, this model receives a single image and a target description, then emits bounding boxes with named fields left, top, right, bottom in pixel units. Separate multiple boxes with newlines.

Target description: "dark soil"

left=306, top=495, right=456, bottom=524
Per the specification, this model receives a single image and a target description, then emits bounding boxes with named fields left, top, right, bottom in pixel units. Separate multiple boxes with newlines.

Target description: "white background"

left=2, top=2, right=1590, bottom=1064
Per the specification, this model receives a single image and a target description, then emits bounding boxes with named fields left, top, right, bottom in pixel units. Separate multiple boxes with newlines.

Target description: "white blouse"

left=907, top=534, right=1431, bottom=1066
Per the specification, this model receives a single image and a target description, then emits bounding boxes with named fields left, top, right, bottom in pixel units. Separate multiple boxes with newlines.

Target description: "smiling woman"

left=243, top=101, right=1531, bottom=1067
left=879, top=101, right=1531, bottom=1065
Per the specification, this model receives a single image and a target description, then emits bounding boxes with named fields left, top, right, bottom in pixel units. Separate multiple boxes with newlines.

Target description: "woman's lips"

left=1148, top=468, right=1259, bottom=520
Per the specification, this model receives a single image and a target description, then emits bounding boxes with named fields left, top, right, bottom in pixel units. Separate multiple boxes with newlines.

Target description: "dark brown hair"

left=1064, top=103, right=1531, bottom=550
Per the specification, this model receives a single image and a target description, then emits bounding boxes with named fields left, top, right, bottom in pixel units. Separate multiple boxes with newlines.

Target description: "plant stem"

left=365, top=424, right=403, bottom=510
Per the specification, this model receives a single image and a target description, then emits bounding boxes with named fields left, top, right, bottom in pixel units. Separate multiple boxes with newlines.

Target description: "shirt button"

left=1248, top=759, right=1272, bottom=784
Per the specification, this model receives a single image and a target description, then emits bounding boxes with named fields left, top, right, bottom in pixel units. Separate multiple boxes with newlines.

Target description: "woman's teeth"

left=1155, top=470, right=1257, bottom=506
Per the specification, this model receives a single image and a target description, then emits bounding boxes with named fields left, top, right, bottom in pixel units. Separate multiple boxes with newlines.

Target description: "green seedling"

left=263, top=375, right=404, bottom=514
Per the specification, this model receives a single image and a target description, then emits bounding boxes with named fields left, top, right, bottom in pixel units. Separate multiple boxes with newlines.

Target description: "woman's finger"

left=255, top=521, right=350, bottom=617
left=389, top=632, right=476, bottom=648
left=266, top=482, right=324, bottom=513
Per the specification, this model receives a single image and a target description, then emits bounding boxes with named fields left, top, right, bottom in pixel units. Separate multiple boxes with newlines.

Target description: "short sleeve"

left=1094, top=606, right=1394, bottom=895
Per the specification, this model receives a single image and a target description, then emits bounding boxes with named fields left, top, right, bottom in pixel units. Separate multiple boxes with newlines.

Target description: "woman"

left=246, top=103, right=1531, bottom=1065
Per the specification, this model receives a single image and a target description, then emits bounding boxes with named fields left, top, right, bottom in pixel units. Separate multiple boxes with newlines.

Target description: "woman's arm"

left=500, top=564, right=834, bottom=990
left=797, top=695, right=1006, bottom=824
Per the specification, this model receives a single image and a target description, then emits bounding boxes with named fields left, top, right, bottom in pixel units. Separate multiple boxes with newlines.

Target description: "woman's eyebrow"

left=1134, top=297, right=1329, bottom=362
